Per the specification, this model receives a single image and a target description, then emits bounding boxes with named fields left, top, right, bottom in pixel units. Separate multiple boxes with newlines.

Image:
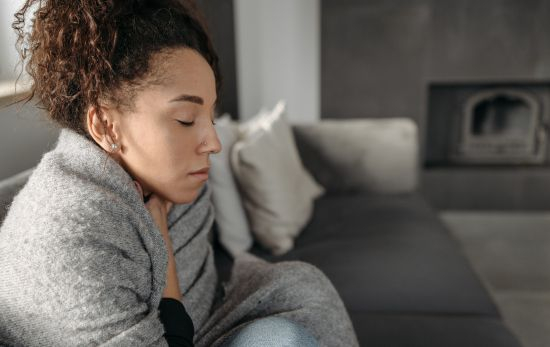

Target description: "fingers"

left=166, top=201, right=174, bottom=212
left=133, top=180, right=143, bottom=197
left=133, top=180, right=152, bottom=203
left=154, top=194, right=173, bottom=211
left=133, top=180, right=173, bottom=210
left=144, top=193, right=164, bottom=206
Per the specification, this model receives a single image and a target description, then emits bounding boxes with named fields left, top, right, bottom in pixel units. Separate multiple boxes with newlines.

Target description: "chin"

left=170, top=187, right=201, bottom=205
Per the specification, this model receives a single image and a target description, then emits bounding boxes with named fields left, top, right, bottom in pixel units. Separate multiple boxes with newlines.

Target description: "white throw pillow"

left=230, top=101, right=325, bottom=255
left=209, top=114, right=253, bottom=256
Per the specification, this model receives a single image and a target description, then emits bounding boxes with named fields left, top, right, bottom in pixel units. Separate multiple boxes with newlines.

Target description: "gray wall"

left=197, top=0, right=239, bottom=119
left=235, top=0, right=320, bottom=123
left=321, top=0, right=550, bottom=159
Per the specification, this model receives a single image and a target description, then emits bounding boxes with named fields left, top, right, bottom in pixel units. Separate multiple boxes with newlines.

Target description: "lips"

left=189, top=167, right=210, bottom=182
left=189, top=167, right=210, bottom=175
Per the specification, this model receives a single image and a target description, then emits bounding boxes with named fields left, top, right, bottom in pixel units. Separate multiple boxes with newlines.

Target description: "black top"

left=158, top=298, right=195, bottom=347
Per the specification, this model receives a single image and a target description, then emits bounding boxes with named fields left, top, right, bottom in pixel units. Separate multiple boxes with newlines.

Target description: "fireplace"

left=454, top=88, right=546, bottom=164
left=425, top=82, right=550, bottom=166
left=424, top=82, right=550, bottom=210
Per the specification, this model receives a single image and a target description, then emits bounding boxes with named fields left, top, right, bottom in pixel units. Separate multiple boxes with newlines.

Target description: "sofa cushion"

left=0, top=168, right=34, bottom=226
left=231, top=101, right=325, bottom=255
left=292, top=118, right=418, bottom=194
left=265, top=193, right=500, bottom=316
left=349, top=312, right=522, bottom=347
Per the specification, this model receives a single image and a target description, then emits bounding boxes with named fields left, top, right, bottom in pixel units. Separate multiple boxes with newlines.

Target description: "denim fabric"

left=220, top=317, right=319, bottom=347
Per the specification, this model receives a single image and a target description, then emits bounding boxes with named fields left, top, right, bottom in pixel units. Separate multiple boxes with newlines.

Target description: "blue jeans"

left=219, top=317, right=319, bottom=347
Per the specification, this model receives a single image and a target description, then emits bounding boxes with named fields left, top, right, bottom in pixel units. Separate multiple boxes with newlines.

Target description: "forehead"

left=148, top=48, right=216, bottom=99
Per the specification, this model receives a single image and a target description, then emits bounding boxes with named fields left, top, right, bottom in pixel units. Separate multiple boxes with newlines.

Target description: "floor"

left=441, top=212, right=550, bottom=347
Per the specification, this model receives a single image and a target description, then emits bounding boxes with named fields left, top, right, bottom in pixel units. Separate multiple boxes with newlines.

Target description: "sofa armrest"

left=292, top=118, right=419, bottom=194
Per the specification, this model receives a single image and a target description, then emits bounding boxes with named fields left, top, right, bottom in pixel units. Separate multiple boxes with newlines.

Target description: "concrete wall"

left=197, top=0, right=239, bottom=119
left=321, top=0, right=550, bottom=158
left=322, top=0, right=550, bottom=209
left=235, top=0, right=320, bottom=123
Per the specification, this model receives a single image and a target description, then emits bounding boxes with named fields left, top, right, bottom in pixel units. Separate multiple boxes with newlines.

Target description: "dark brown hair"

left=12, top=0, right=221, bottom=140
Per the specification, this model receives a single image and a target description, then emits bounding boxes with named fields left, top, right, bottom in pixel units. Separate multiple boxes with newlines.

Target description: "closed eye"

left=177, top=120, right=194, bottom=127
left=177, top=120, right=217, bottom=127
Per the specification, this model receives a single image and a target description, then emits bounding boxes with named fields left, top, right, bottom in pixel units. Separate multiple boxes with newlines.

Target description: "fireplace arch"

left=455, top=88, right=546, bottom=164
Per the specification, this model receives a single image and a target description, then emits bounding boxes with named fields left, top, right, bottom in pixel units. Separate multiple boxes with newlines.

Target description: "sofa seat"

left=349, top=312, right=521, bottom=347
left=274, top=192, right=500, bottom=316
left=231, top=192, right=523, bottom=346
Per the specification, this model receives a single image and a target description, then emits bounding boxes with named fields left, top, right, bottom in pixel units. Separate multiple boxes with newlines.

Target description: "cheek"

left=160, top=135, right=196, bottom=178
left=135, top=123, right=175, bottom=160
left=129, top=123, right=199, bottom=189
left=127, top=125, right=177, bottom=175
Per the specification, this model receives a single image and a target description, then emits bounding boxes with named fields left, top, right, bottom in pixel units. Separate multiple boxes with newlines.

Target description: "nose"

left=200, top=123, right=222, bottom=154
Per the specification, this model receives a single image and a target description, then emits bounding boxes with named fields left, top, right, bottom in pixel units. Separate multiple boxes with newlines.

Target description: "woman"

left=0, top=0, right=359, bottom=346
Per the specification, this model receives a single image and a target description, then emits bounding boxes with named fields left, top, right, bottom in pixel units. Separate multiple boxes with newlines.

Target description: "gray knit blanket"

left=0, top=128, right=358, bottom=346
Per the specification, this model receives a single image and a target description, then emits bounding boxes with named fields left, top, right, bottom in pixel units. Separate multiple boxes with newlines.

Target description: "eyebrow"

left=168, top=94, right=219, bottom=108
left=169, top=94, right=204, bottom=105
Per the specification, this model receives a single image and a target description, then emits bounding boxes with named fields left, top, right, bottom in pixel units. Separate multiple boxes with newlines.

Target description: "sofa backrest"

left=290, top=118, right=419, bottom=194
left=0, top=168, right=34, bottom=227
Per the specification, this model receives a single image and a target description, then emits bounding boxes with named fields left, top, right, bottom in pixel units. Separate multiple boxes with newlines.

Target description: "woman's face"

left=107, top=48, right=221, bottom=204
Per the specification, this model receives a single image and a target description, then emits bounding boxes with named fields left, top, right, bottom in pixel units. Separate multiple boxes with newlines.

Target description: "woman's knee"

left=279, top=261, right=339, bottom=297
left=220, top=316, right=319, bottom=347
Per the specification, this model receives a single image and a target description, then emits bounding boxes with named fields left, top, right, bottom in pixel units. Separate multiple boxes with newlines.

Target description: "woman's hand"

left=133, top=180, right=181, bottom=301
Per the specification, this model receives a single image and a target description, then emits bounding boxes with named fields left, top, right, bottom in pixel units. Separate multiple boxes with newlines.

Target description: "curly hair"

left=12, top=0, right=221, bottom=140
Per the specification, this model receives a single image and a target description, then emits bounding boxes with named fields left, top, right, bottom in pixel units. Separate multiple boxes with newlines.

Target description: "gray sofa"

left=213, top=120, right=523, bottom=347
left=0, top=119, right=522, bottom=347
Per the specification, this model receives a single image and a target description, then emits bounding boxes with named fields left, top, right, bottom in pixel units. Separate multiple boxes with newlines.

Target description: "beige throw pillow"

left=230, top=101, right=325, bottom=255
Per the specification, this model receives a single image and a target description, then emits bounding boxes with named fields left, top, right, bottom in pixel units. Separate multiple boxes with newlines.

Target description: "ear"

left=85, top=105, right=122, bottom=154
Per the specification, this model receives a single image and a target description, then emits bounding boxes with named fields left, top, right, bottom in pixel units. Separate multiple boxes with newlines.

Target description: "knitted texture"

left=0, top=128, right=217, bottom=346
